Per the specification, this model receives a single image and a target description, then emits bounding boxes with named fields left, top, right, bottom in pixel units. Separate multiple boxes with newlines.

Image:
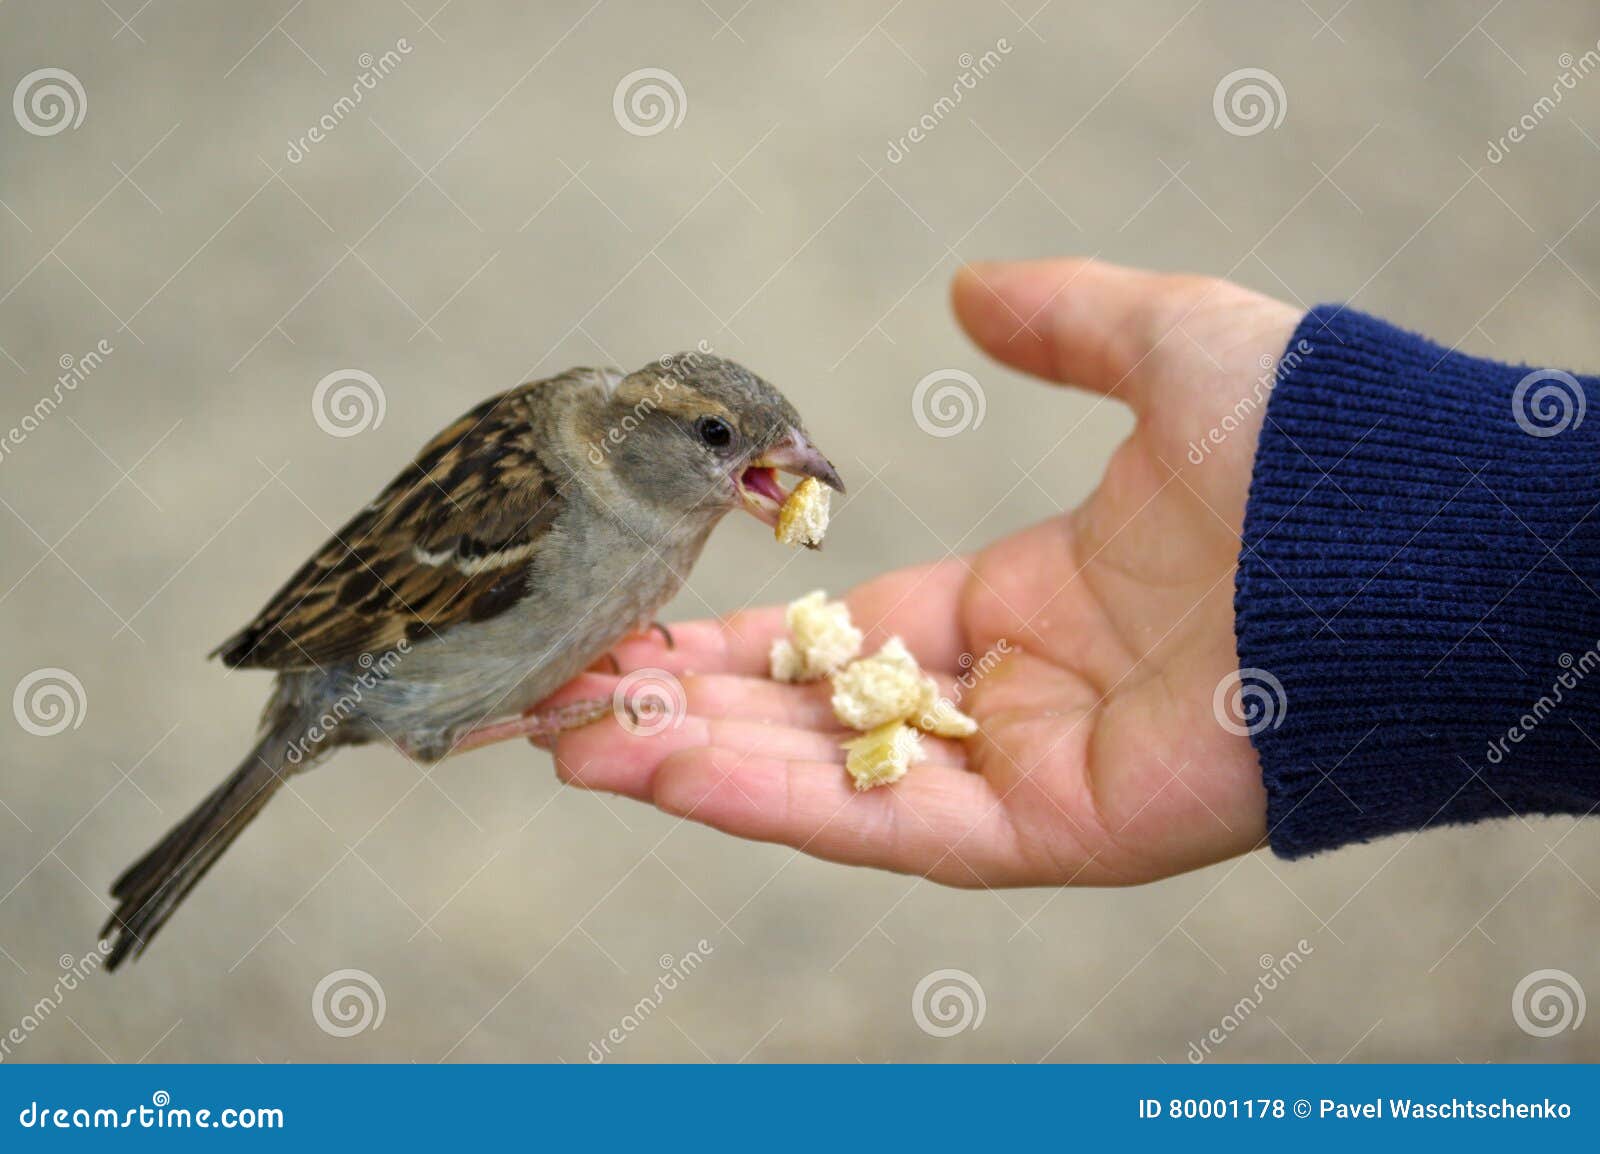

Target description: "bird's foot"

left=450, top=697, right=618, bottom=755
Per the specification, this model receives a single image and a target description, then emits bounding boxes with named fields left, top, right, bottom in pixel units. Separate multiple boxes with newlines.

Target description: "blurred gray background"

left=2, top=0, right=1598, bottom=1063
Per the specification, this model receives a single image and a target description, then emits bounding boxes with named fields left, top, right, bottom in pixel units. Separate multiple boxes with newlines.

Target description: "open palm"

left=544, top=259, right=1301, bottom=886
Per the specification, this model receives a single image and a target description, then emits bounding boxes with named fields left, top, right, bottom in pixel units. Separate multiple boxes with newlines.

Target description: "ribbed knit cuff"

left=1236, top=306, right=1600, bottom=857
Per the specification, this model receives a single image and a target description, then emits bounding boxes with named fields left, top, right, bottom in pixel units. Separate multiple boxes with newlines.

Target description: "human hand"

left=544, top=259, right=1301, bottom=886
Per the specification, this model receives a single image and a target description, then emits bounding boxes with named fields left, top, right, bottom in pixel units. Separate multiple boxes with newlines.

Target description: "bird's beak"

left=736, top=429, right=845, bottom=527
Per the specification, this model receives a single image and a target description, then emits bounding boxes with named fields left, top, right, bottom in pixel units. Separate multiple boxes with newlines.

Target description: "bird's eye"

left=696, top=416, right=733, bottom=449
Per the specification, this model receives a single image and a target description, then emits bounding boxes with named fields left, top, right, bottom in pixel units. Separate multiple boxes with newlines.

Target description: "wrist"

left=1235, top=306, right=1600, bottom=855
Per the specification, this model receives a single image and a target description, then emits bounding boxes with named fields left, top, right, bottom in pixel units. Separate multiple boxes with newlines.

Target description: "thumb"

left=951, top=258, right=1175, bottom=402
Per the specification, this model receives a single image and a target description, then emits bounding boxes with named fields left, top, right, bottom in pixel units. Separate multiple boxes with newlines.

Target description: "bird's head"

left=595, top=351, right=844, bottom=527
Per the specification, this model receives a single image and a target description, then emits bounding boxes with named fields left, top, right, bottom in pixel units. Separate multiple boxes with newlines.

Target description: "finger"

left=952, top=258, right=1178, bottom=403
left=539, top=666, right=974, bottom=740
left=684, top=671, right=973, bottom=727
left=542, top=672, right=841, bottom=731
left=682, top=675, right=837, bottom=728
left=649, top=748, right=1037, bottom=886
left=601, top=611, right=782, bottom=678
left=597, top=558, right=974, bottom=679
left=528, top=671, right=620, bottom=713
left=555, top=715, right=969, bottom=798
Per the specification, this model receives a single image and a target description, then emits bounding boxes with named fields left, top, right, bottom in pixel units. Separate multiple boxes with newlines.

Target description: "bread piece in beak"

left=738, top=429, right=844, bottom=528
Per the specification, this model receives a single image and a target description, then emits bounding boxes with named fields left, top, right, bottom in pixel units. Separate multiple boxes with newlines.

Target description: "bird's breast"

left=352, top=506, right=715, bottom=736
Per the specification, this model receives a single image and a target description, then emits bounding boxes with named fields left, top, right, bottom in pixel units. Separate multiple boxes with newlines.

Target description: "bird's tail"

left=101, top=717, right=306, bottom=970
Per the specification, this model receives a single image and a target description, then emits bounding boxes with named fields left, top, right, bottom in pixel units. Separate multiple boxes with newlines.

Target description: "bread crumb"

left=830, top=637, right=979, bottom=737
left=830, top=637, right=932, bottom=730
left=768, top=639, right=806, bottom=683
left=767, top=590, right=980, bottom=791
left=842, top=721, right=925, bottom=791
left=776, top=477, right=830, bottom=549
left=913, top=679, right=979, bottom=739
left=768, top=590, right=862, bottom=682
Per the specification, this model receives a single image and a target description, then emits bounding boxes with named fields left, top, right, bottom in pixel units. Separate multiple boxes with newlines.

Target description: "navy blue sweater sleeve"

left=1236, top=306, right=1600, bottom=857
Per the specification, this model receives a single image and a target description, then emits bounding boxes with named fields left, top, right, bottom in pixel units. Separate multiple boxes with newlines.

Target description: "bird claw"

left=590, top=621, right=675, bottom=675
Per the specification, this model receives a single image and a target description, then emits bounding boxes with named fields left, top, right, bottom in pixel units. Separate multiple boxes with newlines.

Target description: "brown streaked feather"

left=213, top=371, right=606, bottom=671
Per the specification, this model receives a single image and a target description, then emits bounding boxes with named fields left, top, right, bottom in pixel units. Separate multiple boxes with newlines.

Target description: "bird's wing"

left=214, top=368, right=617, bottom=671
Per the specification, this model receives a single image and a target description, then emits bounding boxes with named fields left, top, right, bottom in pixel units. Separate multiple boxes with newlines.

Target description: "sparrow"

left=101, top=352, right=843, bottom=969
